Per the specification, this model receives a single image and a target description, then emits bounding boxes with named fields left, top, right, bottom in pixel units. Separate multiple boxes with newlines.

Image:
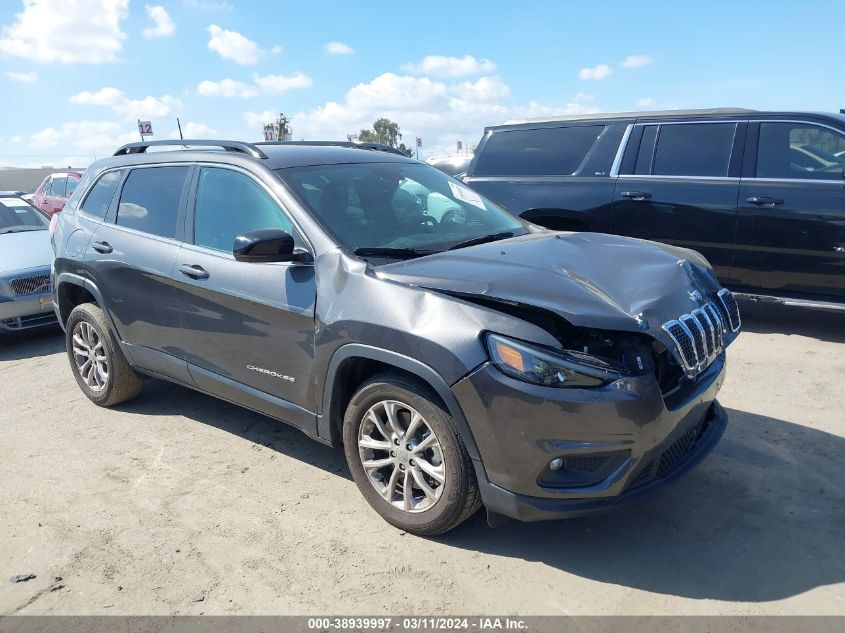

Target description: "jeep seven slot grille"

left=662, top=291, right=739, bottom=378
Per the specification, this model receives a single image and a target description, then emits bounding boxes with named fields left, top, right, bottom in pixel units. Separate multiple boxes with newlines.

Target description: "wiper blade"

left=447, top=231, right=514, bottom=251
left=352, top=247, right=438, bottom=260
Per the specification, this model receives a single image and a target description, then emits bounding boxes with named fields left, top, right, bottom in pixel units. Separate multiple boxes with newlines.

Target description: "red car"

left=32, top=171, right=83, bottom=217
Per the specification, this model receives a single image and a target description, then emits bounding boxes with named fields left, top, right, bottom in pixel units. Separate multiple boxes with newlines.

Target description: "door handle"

left=745, top=196, right=784, bottom=207
left=620, top=191, right=652, bottom=201
left=92, top=241, right=113, bottom=254
left=179, top=264, right=210, bottom=280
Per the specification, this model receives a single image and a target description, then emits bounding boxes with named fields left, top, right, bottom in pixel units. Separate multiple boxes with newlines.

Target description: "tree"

left=359, top=117, right=414, bottom=156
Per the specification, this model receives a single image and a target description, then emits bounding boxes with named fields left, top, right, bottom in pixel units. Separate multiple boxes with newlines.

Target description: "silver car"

left=0, top=195, right=57, bottom=332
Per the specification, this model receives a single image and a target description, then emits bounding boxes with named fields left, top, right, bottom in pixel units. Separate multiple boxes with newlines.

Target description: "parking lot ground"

left=1, top=301, right=843, bottom=616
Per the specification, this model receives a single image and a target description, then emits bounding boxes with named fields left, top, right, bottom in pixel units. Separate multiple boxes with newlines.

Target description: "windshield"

left=277, top=162, right=526, bottom=255
left=0, top=198, right=49, bottom=233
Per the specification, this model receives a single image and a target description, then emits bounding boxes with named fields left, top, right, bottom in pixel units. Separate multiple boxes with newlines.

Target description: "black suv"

left=465, top=108, right=845, bottom=310
left=52, top=140, right=740, bottom=535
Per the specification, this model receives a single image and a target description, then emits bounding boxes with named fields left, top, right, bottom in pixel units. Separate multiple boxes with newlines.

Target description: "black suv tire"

left=343, top=371, right=481, bottom=535
left=65, top=302, right=143, bottom=407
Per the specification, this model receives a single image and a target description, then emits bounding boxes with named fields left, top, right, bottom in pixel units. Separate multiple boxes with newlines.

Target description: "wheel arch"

left=318, top=344, right=481, bottom=462
left=55, top=274, right=121, bottom=340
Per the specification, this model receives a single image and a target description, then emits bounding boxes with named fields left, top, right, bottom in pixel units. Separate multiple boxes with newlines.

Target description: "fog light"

left=549, top=458, right=563, bottom=471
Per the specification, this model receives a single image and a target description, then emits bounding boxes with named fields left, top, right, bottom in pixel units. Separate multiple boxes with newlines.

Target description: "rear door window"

left=48, top=177, right=67, bottom=196
left=116, top=166, right=189, bottom=239
left=474, top=125, right=606, bottom=176
left=650, top=123, right=736, bottom=177
left=80, top=170, right=124, bottom=220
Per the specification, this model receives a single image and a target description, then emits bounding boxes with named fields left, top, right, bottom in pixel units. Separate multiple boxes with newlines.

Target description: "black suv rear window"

left=116, top=166, right=189, bottom=239
left=474, top=125, right=605, bottom=176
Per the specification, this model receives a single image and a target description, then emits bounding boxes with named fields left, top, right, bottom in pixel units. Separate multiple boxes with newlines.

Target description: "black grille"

left=565, top=455, right=609, bottom=472
left=665, top=322, right=697, bottom=369
left=718, top=289, right=741, bottom=332
left=681, top=314, right=707, bottom=361
left=625, top=414, right=712, bottom=492
left=10, top=274, right=51, bottom=296
left=1, top=312, right=57, bottom=330
left=657, top=418, right=706, bottom=478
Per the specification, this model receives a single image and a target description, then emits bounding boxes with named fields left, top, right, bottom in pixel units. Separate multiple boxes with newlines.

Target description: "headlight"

left=485, top=333, right=624, bottom=388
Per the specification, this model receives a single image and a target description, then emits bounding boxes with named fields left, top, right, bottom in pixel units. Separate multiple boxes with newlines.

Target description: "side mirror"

left=233, top=229, right=311, bottom=263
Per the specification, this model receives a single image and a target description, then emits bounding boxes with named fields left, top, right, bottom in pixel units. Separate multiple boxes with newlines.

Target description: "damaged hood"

left=375, top=231, right=721, bottom=336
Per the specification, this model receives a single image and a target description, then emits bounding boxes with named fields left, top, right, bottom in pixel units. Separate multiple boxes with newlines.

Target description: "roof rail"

left=113, top=140, right=268, bottom=159
left=255, top=140, right=408, bottom=156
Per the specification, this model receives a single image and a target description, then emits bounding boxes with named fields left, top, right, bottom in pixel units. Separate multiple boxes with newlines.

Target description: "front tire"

left=343, top=372, right=481, bottom=535
left=65, top=302, right=142, bottom=407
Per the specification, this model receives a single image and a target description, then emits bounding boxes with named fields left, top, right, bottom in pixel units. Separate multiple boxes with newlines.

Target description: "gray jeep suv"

left=52, top=140, right=740, bottom=535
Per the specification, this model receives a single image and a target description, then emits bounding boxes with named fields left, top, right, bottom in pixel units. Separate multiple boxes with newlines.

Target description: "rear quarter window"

left=473, top=125, right=605, bottom=177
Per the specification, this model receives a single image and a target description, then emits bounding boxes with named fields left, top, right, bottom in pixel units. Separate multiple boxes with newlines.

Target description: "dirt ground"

left=1, top=301, right=843, bottom=616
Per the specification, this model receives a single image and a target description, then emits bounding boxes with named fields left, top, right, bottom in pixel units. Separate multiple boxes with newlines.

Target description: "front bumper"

left=0, top=292, right=57, bottom=331
left=452, top=355, right=727, bottom=521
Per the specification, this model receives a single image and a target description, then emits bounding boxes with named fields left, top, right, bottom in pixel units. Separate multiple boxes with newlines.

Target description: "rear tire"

left=343, top=371, right=481, bottom=536
left=65, top=302, right=142, bottom=407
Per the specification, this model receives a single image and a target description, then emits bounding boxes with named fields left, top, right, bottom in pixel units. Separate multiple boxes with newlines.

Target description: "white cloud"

left=252, top=71, right=312, bottom=93
left=143, top=4, right=175, bottom=39
left=198, top=72, right=311, bottom=98
left=402, top=54, right=496, bottom=77
left=451, top=76, right=510, bottom=102
left=70, top=87, right=182, bottom=119
left=271, top=44, right=283, bottom=54
left=168, top=121, right=217, bottom=139
left=636, top=97, right=656, bottom=107
left=29, top=120, right=137, bottom=152
left=621, top=54, right=657, bottom=68
left=579, top=64, right=613, bottom=81
left=0, top=0, right=128, bottom=64
left=324, top=41, right=354, bottom=55
left=182, top=0, right=232, bottom=9
left=6, top=70, right=38, bottom=83
left=285, top=72, right=599, bottom=156
left=243, top=109, right=276, bottom=129
left=346, top=73, right=448, bottom=111
left=197, top=78, right=258, bottom=98
left=207, top=24, right=261, bottom=65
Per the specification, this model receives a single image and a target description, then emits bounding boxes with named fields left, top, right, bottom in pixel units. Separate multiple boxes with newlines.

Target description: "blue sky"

left=1, top=0, right=843, bottom=167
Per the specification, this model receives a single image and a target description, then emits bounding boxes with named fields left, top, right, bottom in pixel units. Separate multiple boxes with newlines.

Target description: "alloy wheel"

left=71, top=321, right=109, bottom=392
left=357, top=399, right=446, bottom=513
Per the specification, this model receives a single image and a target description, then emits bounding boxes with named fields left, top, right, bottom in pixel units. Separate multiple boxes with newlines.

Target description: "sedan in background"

left=32, top=171, right=83, bottom=217
left=0, top=196, right=57, bottom=332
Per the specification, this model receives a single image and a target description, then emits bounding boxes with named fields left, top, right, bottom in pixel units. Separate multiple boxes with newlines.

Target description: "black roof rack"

left=255, top=140, right=408, bottom=156
left=113, top=140, right=267, bottom=159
